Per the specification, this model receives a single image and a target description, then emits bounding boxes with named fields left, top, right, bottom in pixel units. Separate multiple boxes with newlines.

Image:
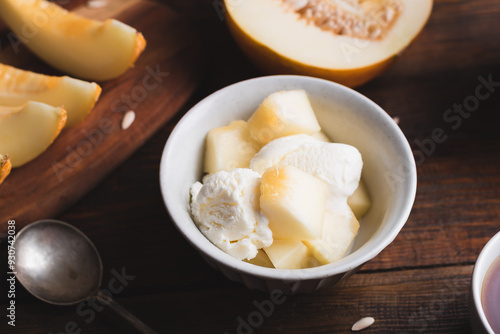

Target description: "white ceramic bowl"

left=160, top=75, right=417, bottom=294
left=471, top=231, right=500, bottom=334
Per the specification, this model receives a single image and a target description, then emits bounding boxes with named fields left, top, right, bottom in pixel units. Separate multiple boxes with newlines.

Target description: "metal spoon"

left=13, top=219, right=157, bottom=334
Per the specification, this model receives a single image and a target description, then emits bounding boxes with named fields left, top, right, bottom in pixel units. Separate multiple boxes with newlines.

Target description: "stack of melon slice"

left=0, top=0, right=146, bottom=184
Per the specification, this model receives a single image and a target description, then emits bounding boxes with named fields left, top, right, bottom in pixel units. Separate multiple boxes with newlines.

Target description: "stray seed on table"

left=393, top=116, right=400, bottom=125
left=121, top=111, right=136, bottom=130
left=86, top=0, right=108, bottom=9
left=351, top=317, right=375, bottom=331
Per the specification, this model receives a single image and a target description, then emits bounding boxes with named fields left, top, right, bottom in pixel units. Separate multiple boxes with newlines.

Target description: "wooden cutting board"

left=0, top=0, right=205, bottom=236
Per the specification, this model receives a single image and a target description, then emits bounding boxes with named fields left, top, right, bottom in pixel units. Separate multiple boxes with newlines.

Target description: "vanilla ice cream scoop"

left=249, top=134, right=319, bottom=175
left=280, top=143, right=362, bottom=197
left=251, top=135, right=362, bottom=197
left=190, top=168, right=272, bottom=260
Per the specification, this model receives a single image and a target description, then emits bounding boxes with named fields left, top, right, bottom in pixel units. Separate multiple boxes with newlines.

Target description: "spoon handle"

left=97, top=291, right=158, bottom=334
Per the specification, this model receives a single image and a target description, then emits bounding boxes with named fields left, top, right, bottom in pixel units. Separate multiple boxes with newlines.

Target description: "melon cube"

left=244, top=249, right=275, bottom=268
left=304, top=200, right=360, bottom=265
left=204, top=120, right=261, bottom=174
left=263, top=240, right=311, bottom=269
left=247, top=90, right=321, bottom=145
left=348, top=179, right=371, bottom=219
left=260, top=165, right=326, bottom=240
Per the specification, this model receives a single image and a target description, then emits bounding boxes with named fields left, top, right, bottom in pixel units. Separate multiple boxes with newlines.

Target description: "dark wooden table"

left=2, top=0, right=500, bottom=333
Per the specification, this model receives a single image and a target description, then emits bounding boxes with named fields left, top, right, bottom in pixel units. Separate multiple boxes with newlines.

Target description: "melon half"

left=224, top=0, right=433, bottom=87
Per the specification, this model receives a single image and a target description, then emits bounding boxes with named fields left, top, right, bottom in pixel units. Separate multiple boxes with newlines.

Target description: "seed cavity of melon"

left=224, top=0, right=432, bottom=87
left=283, top=0, right=403, bottom=40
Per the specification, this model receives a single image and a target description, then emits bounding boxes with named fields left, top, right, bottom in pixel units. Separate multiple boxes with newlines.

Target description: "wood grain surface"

left=1, top=0, right=500, bottom=333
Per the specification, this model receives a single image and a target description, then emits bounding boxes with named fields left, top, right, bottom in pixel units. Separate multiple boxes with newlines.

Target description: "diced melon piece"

left=311, top=131, right=332, bottom=143
left=348, top=179, right=371, bottom=219
left=244, top=250, right=274, bottom=268
left=260, top=165, right=326, bottom=240
left=263, top=240, right=311, bottom=269
left=0, top=102, right=67, bottom=167
left=304, top=200, right=359, bottom=265
left=204, top=120, right=261, bottom=174
left=0, top=154, right=12, bottom=185
left=247, top=90, right=321, bottom=145
left=301, top=250, right=322, bottom=269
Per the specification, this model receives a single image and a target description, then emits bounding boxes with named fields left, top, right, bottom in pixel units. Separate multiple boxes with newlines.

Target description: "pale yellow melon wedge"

left=204, top=120, right=262, bottom=174
left=0, top=0, right=146, bottom=81
left=348, top=179, right=372, bottom=219
left=0, top=102, right=67, bottom=167
left=0, top=63, right=101, bottom=126
left=0, top=154, right=12, bottom=185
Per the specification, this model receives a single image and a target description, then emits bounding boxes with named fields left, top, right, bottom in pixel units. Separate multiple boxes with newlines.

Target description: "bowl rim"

left=472, top=231, right=500, bottom=334
left=160, top=75, right=417, bottom=282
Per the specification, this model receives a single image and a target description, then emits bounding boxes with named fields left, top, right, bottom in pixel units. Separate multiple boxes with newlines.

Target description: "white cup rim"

left=472, top=231, right=500, bottom=334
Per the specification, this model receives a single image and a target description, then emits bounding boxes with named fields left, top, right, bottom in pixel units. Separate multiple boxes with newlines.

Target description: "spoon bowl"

left=15, top=220, right=102, bottom=305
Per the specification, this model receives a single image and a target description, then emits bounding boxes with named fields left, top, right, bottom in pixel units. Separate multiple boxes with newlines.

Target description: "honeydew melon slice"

left=225, top=0, right=433, bottom=87
left=0, top=102, right=67, bottom=167
left=0, top=63, right=101, bottom=126
left=0, top=0, right=146, bottom=81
